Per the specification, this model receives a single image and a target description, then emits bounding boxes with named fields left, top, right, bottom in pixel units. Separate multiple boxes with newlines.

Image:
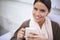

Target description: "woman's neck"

left=38, top=19, right=45, bottom=28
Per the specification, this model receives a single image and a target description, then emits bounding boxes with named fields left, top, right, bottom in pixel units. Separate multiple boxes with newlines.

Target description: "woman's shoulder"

left=19, top=19, right=30, bottom=28
left=51, top=21, right=60, bottom=40
left=51, top=21, right=60, bottom=27
left=51, top=20, right=60, bottom=34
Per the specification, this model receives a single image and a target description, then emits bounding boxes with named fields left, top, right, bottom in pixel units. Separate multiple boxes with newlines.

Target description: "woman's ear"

left=46, top=9, right=51, bottom=16
left=48, top=9, right=51, bottom=13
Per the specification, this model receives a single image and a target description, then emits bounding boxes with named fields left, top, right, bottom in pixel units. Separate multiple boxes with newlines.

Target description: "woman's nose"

left=36, top=10, right=40, bottom=15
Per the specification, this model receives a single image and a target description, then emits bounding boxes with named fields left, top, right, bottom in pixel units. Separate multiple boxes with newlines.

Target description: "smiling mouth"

left=35, top=16, right=41, bottom=20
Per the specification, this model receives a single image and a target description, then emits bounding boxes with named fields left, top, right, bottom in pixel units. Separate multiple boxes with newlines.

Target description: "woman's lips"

left=35, top=16, right=41, bottom=20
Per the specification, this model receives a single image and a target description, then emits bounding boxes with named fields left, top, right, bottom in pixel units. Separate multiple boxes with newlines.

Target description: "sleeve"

left=51, top=21, right=60, bottom=40
left=10, top=20, right=30, bottom=40
left=54, top=23, right=60, bottom=40
left=56, top=24, right=60, bottom=40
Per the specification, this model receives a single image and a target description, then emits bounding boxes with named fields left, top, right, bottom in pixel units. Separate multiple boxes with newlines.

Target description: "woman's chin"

left=35, top=19, right=41, bottom=23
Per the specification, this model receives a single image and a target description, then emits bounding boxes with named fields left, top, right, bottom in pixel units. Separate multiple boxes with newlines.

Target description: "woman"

left=11, top=0, right=60, bottom=40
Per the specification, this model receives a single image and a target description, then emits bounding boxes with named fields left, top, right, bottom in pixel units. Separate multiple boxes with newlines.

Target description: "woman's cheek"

left=42, top=13, right=47, bottom=18
left=33, top=12, right=36, bottom=17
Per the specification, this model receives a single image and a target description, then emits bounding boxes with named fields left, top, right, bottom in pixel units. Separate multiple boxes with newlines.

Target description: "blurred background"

left=0, top=0, right=60, bottom=37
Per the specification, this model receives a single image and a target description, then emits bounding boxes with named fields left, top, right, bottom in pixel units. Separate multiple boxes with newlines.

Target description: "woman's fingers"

left=18, top=30, right=24, bottom=35
left=27, top=32, right=48, bottom=40
left=17, top=28, right=25, bottom=39
left=27, top=32, right=39, bottom=39
left=27, top=35, right=47, bottom=40
left=29, top=32, right=38, bottom=35
left=20, top=28, right=25, bottom=32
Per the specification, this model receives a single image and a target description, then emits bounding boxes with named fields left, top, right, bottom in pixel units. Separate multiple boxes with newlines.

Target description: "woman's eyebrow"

left=40, top=9, right=46, bottom=12
left=34, top=7, right=38, bottom=10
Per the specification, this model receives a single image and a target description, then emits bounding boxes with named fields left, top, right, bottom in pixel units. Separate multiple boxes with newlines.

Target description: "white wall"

left=48, top=8, right=60, bottom=25
left=51, top=0, right=60, bottom=9
left=0, top=1, right=33, bottom=35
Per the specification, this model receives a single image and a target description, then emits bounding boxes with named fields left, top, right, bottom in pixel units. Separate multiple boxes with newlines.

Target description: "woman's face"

left=32, top=1, right=50, bottom=23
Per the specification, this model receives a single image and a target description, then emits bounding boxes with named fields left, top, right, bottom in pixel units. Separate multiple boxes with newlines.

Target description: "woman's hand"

left=17, top=28, right=25, bottom=40
left=27, top=32, right=48, bottom=40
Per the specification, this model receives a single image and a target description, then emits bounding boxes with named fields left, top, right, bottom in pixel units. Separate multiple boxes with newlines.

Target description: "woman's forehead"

left=34, top=2, right=48, bottom=10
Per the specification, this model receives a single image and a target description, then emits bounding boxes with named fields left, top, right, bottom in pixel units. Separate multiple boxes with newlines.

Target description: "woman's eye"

left=34, top=7, right=37, bottom=11
left=40, top=9, right=45, bottom=12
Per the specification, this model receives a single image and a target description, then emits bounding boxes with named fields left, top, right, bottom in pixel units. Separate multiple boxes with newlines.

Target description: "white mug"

left=25, top=27, right=39, bottom=40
